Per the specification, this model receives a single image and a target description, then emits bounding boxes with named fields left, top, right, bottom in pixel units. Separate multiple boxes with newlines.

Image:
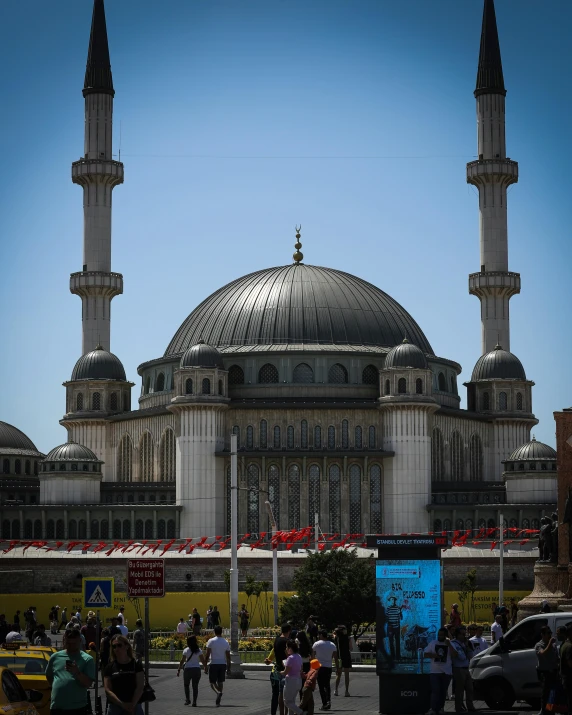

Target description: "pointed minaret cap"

left=474, top=0, right=506, bottom=98
left=83, top=0, right=115, bottom=97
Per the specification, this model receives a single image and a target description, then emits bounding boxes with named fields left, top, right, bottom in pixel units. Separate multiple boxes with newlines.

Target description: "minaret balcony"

left=71, top=159, right=124, bottom=187
left=466, top=158, right=518, bottom=186
left=468, top=271, right=521, bottom=298
left=70, top=271, right=123, bottom=298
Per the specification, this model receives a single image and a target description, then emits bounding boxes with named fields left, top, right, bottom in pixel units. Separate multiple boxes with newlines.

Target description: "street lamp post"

left=264, top=500, right=279, bottom=625
left=229, top=433, right=244, bottom=677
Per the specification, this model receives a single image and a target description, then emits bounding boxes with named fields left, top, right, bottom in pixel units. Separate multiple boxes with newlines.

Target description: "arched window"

left=158, top=519, right=166, bottom=539
left=328, top=363, right=348, bottom=384
left=434, top=519, right=442, bottom=533
left=69, top=520, right=77, bottom=539
left=516, top=392, right=523, bottom=410
left=33, top=520, right=42, bottom=539
left=268, top=465, right=280, bottom=530
left=10, top=521, right=20, bottom=538
left=477, top=518, right=486, bottom=530
left=349, top=464, right=361, bottom=533
left=287, top=426, right=294, bottom=449
left=314, top=426, right=321, bottom=449
left=34, top=461, right=38, bottom=475
left=370, top=464, right=382, bottom=533
left=328, top=426, right=336, bottom=449
left=101, top=519, right=109, bottom=538
left=112, top=520, right=121, bottom=539
left=218, top=379, right=223, bottom=395
left=438, top=372, right=446, bottom=391
left=362, top=365, right=378, bottom=385
left=110, top=392, right=118, bottom=411
left=1, top=520, right=10, bottom=538
left=91, top=520, right=100, bottom=539
left=14, top=459, right=21, bottom=475
left=443, top=519, right=451, bottom=533
left=202, top=378, right=211, bottom=395
left=301, top=420, right=308, bottom=449
left=185, top=378, right=193, bottom=395
left=450, top=431, right=464, bottom=481
left=498, top=391, right=507, bottom=410
left=117, top=434, right=132, bottom=482
left=160, top=429, right=176, bottom=481
left=487, top=518, right=496, bottom=529
left=293, top=363, right=314, bottom=383
left=455, top=519, right=465, bottom=531
left=308, top=464, right=320, bottom=523
left=24, top=520, right=32, bottom=539
left=398, top=378, right=407, bottom=394
left=79, top=520, right=87, bottom=539
left=258, top=363, right=279, bottom=384
left=355, top=426, right=362, bottom=449
left=329, top=465, right=341, bottom=534
left=416, top=378, right=423, bottom=394
left=522, top=518, right=530, bottom=529
left=228, top=365, right=245, bottom=385
left=451, top=375, right=457, bottom=395
left=144, top=520, right=153, bottom=538
left=92, top=392, right=101, bottom=410
left=247, top=464, right=260, bottom=537
left=156, top=373, right=165, bottom=392
left=469, top=434, right=483, bottom=481
left=167, top=519, right=176, bottom=538
left=260, top=420, right=268, bottom=448
left=288, top=464, right=300, bottom=530
left=145, top=376, right=151, bottom=394
left=139, top=432, right=154, bottom=482
left=232, top=425, right=240, bottom=449
left=342, top=420, right=349, bottom=449
left=531, top=519, right=540, bottom=531
left=369, top=425, right=376, bottom=449
left=246, top=426, right=253, bottom=449
left=123, top=393, right=129, bottom=412
left=384, top=379, right=390, bottom=396
left=273, top=426, right=281, bottom=449
left=431, top=428, right=444, bottom=480
left=46, top=520, right=55, bottom=539
left=482, top=391, right=490, bottom=410
left=76, top=393, right=84, bottom=411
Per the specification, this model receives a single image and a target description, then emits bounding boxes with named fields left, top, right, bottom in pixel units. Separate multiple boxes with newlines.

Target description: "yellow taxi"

left=0, top=649, right=50, bottom=715
left=0, top=665, right=41, bottom=714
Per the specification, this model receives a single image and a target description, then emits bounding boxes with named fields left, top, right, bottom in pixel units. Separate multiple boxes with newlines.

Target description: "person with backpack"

left=100, top=627, right=111, bottom=686
left=177, top=635, right=205, bottom=706
left=103, top=634, right=145, bottom=715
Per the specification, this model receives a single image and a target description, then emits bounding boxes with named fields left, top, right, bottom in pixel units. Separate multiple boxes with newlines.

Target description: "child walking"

left=300, top=658, right=320, bottom=715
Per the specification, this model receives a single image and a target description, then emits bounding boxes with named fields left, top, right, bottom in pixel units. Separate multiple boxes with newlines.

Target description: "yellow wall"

left=443, top=590, right=529, bottom=624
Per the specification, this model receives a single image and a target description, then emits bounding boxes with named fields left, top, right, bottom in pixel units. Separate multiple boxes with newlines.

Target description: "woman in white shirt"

left=424, top=627, right=455, bottom=715
left=177, top=635, right=205, bottom=706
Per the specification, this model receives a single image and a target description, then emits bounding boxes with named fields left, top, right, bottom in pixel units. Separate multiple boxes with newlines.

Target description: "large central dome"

left=166, top=264, right=433, bottom=355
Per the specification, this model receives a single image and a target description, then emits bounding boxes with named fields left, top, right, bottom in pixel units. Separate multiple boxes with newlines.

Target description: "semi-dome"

left=0, top=421, right=38, bottom=451
left=165, top=264, right=433, bottom=355
left=44, top=441, right=100, bottom=463
left=471, top=344, right=526, bottom=381
left=180, top=341, right=224, bottom=369
left=384, top=338, right=428, bottom=369
left=508, top=437, right=557, bottom=462
left=71, top=345, right=126, bottom=381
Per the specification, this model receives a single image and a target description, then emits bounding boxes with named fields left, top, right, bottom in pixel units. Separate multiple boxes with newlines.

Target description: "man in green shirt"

left=45, top=628, right=95, bottom=714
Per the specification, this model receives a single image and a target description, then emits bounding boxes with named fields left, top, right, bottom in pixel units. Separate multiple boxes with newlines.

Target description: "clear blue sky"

left=0, top=0, right=570, bottom=454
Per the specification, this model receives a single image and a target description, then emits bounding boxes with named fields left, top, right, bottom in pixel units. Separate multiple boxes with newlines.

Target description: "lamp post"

left=229, top=433, right=244, bottom=677
left=265, top=500, right=279, bottom=625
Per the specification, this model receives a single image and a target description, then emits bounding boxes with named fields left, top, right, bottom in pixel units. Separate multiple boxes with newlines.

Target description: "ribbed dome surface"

left=384, top=338, right=428, bottom=369
left=0, top=421, right=38, bottom=451
left=44, top=442, right=100, bottom=462
left=508, top=438, right=557, bottom=462
left=71, top=345, right=126, bottom=381
left=181, top=341, right=224, bottom=369
left=471, top=344, right=526, bottom=381
left=166, top=264, right=433, bottom=355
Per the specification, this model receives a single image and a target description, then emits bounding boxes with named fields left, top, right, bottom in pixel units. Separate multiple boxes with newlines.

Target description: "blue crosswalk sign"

left=83, top=578, right=114, bottom=609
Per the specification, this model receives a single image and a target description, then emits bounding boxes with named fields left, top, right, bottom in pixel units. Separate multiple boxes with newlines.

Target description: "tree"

left=457, top=568, right=478, bottom=623
left=280, top=549, right=375, bottom=637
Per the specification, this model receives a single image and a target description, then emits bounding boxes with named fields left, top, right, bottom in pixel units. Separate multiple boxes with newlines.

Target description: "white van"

left=470, top=612, right=572, bottom=709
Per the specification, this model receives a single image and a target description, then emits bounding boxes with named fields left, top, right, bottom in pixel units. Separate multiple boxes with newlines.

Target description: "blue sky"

left=0, top=0, right=570, bottom=453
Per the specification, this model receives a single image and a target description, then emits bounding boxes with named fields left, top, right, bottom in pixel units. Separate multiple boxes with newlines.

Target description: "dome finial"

left=293, top=225, right=303, bottom=263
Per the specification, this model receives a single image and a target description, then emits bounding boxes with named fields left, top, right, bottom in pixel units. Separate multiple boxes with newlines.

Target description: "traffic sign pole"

left=144, top=597, right=150, bottom=715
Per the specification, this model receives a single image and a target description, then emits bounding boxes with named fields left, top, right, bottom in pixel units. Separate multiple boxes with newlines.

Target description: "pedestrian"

left=305, top=616, right=318, bottom=644
left=103, top=634, right=144, bottom=715
left=450, top=626, right=476, bottom=712
left=73, top=623, right=87, bottom=650
left=207, top=606, right=214, bottom=630
left=191, top=608, right=202, bottom=636
left=75, top=607, right=82, bottom=625
left=100, top=627, right=111, bottom=685
left=300, top=658, right=320, bottom=715
left=33, top=624, right=52, bottom=646
left=204, top=625, right=231, bottom=707
left=509, top=598, right=518, bottom=627
left=491, top=614, right=504, bottom=643
left=449, top=604, right=462, bottom=632
left=59, top=607, right=67, bottom=632
left=132, top=619, right=145, bottom=663
left=108, top=617, right=122, bottom=638
left=117, top=619, right=128, bottom=638
left=424, top=626, right=454, bottom=715
left=296, top=630, right=313, bottom=679
left=536, top=625, right=559, bottom=715
left=498, top=605, right=509, bottom=633
left=81, top=617, right=97, bottom=650
left=280, top=639, right=305, bottom=715
left=333, top=625, right=354, bottom=697
left=177, top=617, right=189, bottom=635
left=312, top=629, right=339, bottom=711
left=117, top=606, right=126, bottom=623
left=560, top=625, right=572, bottom=711
left=211, top=605, right=221, bottom=628
left=13, top=610, right=21, bottom=632
left=491, top=602, right=499, bottom=620
left=45, top=627, right=95, bottom=715
left=469, top=625, right=488, bottom=655
left=239, top=604, right=250, bottom=637
left=178, top=634, right=205, bottom=706
left=25, top=606, right=37, bottom=643
left=265, top=623, right=292, bottom=715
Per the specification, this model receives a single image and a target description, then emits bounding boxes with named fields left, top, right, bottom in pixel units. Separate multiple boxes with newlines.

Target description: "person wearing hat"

left=300, top=659, right=320, bottom=715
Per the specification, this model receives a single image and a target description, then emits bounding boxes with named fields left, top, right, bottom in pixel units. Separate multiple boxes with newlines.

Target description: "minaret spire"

left=70, top=0, right=124, bottom=354
left=467, top=0, right=520, bottom=354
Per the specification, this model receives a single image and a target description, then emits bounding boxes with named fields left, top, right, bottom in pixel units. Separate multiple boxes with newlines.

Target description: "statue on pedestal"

left=538, top=516, right=553, bottom=562
left=550, top=512, right=559, bottom=564
left=563, top=489, right=572, bottom=564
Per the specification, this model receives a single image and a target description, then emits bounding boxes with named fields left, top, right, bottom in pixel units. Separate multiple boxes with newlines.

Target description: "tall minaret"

left=467, top=0, right=520, bottom=354
left=70, top=0, right=124, bottom=354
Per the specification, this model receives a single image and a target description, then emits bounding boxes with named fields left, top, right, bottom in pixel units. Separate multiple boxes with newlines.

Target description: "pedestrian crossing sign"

left=82, top=578, right=114, bottom=609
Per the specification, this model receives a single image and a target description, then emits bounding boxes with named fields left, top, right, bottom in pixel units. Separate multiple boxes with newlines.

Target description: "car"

left=470, top=612, right=572, bottom=710
left=0, top=665, right=42, bottom=714
left=0, top=648, right=51, bottom=715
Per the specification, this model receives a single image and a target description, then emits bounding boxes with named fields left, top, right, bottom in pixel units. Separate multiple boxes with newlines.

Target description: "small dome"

left=508, top=437, right=557, bottom=462
left=471, top=344, right=526, bottom=381
left=180, top=341, right=224, bottom=369
left=384, top=338, right=428, bottom=370
left=0, top=421, right=38, bottom=451
left=44, top=441, right=100, bottom=463
left=71, top=345, right=126, bottom=381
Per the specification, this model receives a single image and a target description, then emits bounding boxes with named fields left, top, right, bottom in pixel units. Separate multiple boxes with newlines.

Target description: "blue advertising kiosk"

left=367, top=534, right=447, bottom=714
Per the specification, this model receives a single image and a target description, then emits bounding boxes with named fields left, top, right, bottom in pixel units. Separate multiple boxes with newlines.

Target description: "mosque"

left=0, top=0, right=557, bottom=545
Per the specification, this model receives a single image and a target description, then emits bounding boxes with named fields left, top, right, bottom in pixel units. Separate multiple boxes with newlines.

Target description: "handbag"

left=139, top=681, right=156, bottom=703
